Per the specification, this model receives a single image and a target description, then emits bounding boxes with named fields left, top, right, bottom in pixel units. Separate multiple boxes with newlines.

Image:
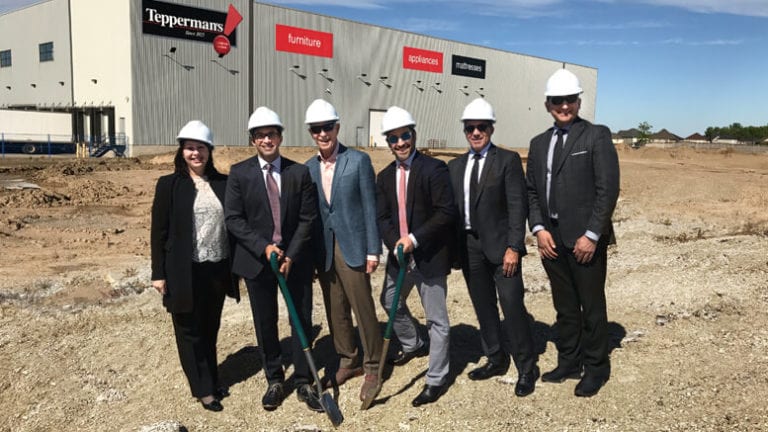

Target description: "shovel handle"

left=270, top=252, right=309, bottom=349
left=383, top=245, right=406, bottom=340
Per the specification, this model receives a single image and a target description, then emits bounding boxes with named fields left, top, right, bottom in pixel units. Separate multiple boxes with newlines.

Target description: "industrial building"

left=0, top=0, right=598, bottom=156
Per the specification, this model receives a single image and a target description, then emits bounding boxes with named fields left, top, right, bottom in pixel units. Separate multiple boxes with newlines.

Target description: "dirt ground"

left=1, top=144, right=767, bottom=432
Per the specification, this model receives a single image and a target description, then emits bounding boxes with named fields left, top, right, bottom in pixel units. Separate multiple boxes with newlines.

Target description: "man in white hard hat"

left=375, top=106, right=456, bottom=407
left=527, top=69, right=619, bottom=397
left=303, top=99, right=384, bottom=406
left=224, top=107, right=322, bottom=412
left=448, top=98, right=540, bottom=397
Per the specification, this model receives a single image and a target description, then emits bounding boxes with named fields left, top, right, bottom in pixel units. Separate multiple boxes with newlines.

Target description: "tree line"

left=704, top=123, right=768, bottom=143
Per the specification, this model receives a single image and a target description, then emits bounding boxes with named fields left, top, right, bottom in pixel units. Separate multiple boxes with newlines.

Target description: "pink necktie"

left=398, top=163, right=408, bottom=238
left=265, top=163, right=282, bottom=245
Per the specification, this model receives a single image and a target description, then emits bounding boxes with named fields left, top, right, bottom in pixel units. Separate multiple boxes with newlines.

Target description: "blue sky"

left=260, top=0, right=767, bottom=137
left=3, top=0, right=766, bottom=136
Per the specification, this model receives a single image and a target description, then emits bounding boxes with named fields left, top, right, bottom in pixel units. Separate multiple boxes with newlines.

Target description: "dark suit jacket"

left=150, top=172, right=239, bottom=313
left=376, top=151, right=457, bottom=278
left=305, top=144, right=381, bottom=272
left=526, top=117, right=620, bottom=248
left=225, top=156, right=317, bottom=279
left=448, top=143, right=528, bottom=265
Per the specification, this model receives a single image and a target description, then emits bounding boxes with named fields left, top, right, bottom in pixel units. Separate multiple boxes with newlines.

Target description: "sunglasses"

left=463, top=123, right=491, bottom=134
left=548, top=94, right=579, bottom=105
left=309, top=122, right=336, bottom=134
left=252, top=131, right=280, bottom=141
left=386, top=131, right=413, bottom=144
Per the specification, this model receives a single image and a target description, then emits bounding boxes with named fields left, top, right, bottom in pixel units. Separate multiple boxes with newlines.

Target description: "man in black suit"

left=375, top=106, right=456, bottom=407
left=448, top=98, right=539, bottom=397
left=224, top=107, right=321, bottom=412
left=526, top=69, right=620, bottom=397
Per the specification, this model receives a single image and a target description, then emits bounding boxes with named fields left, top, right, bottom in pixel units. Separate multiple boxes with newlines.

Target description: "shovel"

left=270, top=252, right=344, bottom=427
left=361, top=244, right=406, bottom=410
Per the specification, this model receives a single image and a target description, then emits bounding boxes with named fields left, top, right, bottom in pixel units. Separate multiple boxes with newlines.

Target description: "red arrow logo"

left=223, top=4, right=242, bottom=36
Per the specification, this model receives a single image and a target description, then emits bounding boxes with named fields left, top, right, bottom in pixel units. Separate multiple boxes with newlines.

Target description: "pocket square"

left=570, top=150, right=588, bottom=156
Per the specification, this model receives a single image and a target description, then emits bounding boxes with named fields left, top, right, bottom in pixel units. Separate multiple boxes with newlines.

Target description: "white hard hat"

left=545, top=69, right=583, bottom=96
left=381, top=106, right=416, bottom=134
left=461, top=98, right=495, bottom=122
left=248, top=106, right=283, bottom=131
left=305, top=99, right=339, bottom=124
left=177, top=120, right=213, bottom=146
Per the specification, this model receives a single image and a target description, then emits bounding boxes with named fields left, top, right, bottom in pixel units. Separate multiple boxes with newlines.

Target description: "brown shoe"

left=359, top=374, right=380, bottom=402
left=334, top=367, right=363, bottom=387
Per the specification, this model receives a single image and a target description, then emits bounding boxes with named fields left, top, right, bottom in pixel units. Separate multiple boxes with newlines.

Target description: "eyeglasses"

left=463, top=123, right=491, bottom=134
left=252, top=131, right=280, bottom=141
left=309, top=122, right=336, bottom=134
left=386, top=131, right=413, bottom=144
left=548, top=94, right=579, bottom=105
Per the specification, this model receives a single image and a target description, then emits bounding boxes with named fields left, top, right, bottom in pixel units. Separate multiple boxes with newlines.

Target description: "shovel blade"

left=320, top=392, right=344, bottom=427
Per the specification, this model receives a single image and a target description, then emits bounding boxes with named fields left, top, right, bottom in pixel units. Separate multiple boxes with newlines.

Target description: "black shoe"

left=214, top=387, right=230, bottom=400
left=262, top=383, right=284, bottom=411
left=411, top=384, right=444, bottom=407
left=297, top=384, right=324, bottom=412
left=514, top=366, right=540, bottom=397
left=201, top=399, right=223, bottom=412
left=541, top=365, right=582, bottom=383
left=388, top=343, right=429, bottom=366
left=468, top=356, right=510, bottom=381
left=574, top=374, right=608, bottom=397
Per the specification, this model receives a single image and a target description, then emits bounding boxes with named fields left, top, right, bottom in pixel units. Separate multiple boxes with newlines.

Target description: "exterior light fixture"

left=211, top=59, right=239, bottom=75
left=459, top=85, right=469, bottom=96
left=318, top=68, right=334, bottom=83
left=379, top=76, right=392, bottom=89
left=412, top=80, right=424, bottom=92
left=431, top=82, right=442, bottom=94
left=357, top=73, right=371, bottom=86
left=475, top=87, right=485, bottom=97
left=30, top=83, right=37, bottom=88
left=289, top=65, right=306, bottom=79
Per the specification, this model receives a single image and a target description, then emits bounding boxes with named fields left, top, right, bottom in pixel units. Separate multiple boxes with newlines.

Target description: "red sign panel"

left=403, top=46, right=443, bottom=73
left=275, top=24, right=333, bottom=58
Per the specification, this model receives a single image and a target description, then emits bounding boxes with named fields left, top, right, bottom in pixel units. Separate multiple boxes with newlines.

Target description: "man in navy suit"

left=448, top=98, right=540, bottom=397
left=225, top=107, right=321, bottom=412
left=303, top=99, right=383, bottom=405
left=527, top=69, right=620, bottom=397
left=375, top=106, right=456, bottom=407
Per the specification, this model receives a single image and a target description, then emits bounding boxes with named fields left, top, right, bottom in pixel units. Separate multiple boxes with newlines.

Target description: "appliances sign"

left=403, top=46, right=443, bottom=73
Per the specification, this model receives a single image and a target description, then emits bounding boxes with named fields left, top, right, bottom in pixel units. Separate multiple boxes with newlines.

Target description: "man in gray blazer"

left=303, top=99, right=383, bottom=406
left=527, top=69, right=620, bottom=397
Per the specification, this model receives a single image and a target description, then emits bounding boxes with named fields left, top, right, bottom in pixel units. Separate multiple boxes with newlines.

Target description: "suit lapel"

left=330, top=144, right=349, bottom=206
left=278, top=158, right=293, bottom=225
left=406, top=152, right=421, bottom=222
left=454, top=153, right=469, bottom=220
left=474, top=144, right=495, bottom=207
left=554, top=118, right=585, bottom=175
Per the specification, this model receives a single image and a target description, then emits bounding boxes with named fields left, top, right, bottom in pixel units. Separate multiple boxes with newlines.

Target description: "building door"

left=368, top=109, right=386, bottom=148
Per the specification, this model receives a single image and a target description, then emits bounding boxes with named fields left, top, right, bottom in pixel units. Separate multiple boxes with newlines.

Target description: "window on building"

left=39, top=42, right=53, bottom=62
left=0, top=50, right=11, bottom=68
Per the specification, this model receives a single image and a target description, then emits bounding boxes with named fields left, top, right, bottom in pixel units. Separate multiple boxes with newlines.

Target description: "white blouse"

left=191, top=176, right=229, bottom=263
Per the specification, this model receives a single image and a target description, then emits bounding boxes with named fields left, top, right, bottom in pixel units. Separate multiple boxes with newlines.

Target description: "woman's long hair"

left=173, top=141, right=221, bottom=178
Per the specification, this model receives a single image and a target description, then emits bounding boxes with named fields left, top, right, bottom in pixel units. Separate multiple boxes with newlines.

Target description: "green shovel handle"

left=383, top=244, right=406, bottom=340
left=270, top=252, right=309, bottom=349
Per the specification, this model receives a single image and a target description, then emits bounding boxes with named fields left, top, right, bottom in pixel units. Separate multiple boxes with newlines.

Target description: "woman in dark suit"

left=150, top=120, right=239, bottom=412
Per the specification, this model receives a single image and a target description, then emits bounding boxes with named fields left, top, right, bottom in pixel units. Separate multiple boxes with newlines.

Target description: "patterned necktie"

left=469, top=153, right=481, bottom=228
left=550, top=129, right=565, bottom=215
left=398, top=163, right=409, bottom=238
left=265, top=163, right=282, bottom=245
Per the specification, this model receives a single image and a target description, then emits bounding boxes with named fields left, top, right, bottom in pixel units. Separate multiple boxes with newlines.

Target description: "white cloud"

left=565, top=20, right=670, bottom=30
left=600, top=0, right=768, bottom=18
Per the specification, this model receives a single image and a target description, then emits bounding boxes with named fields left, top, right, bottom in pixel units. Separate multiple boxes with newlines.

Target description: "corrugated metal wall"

left=128, top=0, right=597, bottom=149
left=130, top=0, right=251, bottom=147
left=250, top=2, right=597, bottom=149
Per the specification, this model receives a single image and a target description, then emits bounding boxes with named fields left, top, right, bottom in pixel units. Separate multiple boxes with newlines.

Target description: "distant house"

left=685, top=133, right=708, bottom=143
left=612, top=128, right=642, bottom=146
left=712, top=135, right=739, bottom=145
left=650, top=129, right=682, bottom=143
